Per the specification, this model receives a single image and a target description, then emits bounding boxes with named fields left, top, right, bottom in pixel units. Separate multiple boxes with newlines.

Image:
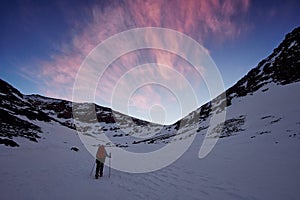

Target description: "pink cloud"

left=24, top=0, right=250, bottom=117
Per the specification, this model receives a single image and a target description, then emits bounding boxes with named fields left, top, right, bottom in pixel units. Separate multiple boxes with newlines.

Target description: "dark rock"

left=71, top=147, right=79, bottom=152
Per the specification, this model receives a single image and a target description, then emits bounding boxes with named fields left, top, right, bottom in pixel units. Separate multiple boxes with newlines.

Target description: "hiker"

left=95, top=145, right=111, bottom=179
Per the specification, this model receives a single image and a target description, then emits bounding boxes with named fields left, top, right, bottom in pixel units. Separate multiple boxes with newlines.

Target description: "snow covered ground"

left=1, top=83, right=300, bottom=200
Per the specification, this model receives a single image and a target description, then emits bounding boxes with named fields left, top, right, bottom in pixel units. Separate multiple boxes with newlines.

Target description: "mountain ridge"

left=0, top=26, right=299, bottom=147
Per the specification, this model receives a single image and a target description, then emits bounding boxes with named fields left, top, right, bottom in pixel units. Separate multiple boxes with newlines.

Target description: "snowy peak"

left=225, top=26, right=300, bottom=106
left=257, top=25, right=300, bottom=84
left=0, top=79, right=23, bottom=100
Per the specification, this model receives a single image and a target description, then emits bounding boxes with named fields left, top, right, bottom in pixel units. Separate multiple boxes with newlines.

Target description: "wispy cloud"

left=23, top=0, right=250, bottom=122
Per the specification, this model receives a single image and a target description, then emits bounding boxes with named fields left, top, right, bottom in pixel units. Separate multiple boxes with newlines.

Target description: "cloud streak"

left=23, top=0, right=250, bottom=123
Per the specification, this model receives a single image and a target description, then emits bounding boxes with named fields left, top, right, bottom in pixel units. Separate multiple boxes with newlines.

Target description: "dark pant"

left=95, top=159, right=104, bottom=177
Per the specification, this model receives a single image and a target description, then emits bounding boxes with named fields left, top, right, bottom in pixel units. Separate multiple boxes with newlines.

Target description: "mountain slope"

left=1, top=27, right=300, bottom=147
left=126, top=26, right=300, bottom=144
left=0, top=79, right=163, bottom=147
left=226, top=26, right=300, bottom=103
left=0, top=80, right=49, bottom=146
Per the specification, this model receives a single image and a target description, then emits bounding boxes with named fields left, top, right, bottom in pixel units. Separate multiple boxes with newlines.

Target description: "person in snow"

left=95, top=145, right=111, bottom=179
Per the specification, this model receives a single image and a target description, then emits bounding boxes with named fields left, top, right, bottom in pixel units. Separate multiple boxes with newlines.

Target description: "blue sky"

left=1, top=0, right=299, bottom=124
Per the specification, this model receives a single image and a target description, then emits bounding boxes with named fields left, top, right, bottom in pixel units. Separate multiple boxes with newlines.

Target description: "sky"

left=1, top=0, right=299, bottom=124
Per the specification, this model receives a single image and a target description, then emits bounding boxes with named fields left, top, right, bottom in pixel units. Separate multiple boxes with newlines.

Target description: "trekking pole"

left=90, top=160, right=96, bottom=177
left=109, top=153, right=111, bottom=178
